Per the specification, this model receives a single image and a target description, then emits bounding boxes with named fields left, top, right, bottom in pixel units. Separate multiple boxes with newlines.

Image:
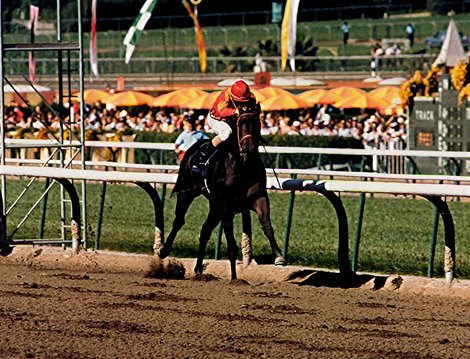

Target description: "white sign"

left=415, top=110, right=435, bottom=121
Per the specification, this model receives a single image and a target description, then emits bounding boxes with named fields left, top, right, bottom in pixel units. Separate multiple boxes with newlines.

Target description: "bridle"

left=236, top=111, right=257, bottom=153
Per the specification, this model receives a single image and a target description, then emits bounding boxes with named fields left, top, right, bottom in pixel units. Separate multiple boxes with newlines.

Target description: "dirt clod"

left=145, top=257, right=186, bottom=279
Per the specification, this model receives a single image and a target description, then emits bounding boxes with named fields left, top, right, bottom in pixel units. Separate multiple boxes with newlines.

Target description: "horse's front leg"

left=158, top=191, right=195, bottom=259
left=194, top=203, right=222, bottom=276
left=241, top=210, right=252, bottom=268
left=222, top=213, right=238, bottom=281
left=252, top=196, right=286, bottom=266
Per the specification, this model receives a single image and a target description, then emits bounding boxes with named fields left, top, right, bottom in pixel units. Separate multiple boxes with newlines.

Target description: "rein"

left=260, top=137, right=282, bottom=189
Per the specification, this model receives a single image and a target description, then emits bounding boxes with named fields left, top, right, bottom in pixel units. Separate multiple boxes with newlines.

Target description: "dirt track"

left=0, top=246, right=469, bottom=358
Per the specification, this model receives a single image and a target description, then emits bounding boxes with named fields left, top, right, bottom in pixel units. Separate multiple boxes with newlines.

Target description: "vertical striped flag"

left=122, top=0, right=158, bottom=64
left=28, top=5, right=39, bottom=83
left=182, top=0, right=207, bottom=73
left=281, top=0, right=300, bottom=71
left=90, top=0, right=99, bottom=78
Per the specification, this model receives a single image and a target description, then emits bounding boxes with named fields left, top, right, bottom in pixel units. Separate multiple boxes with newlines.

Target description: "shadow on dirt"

left=286, top=269, right=392, bottom=290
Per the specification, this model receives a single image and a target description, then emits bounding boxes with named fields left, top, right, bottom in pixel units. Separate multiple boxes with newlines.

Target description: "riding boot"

left=192, top=142, right=215, bottom=177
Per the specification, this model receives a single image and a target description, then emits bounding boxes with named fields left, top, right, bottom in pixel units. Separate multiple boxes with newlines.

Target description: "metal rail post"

left=281, top=179, right=351, bottom=277
left=424, top=195, right=455, bottom=285
left=352, top=192, right=366, bottom=272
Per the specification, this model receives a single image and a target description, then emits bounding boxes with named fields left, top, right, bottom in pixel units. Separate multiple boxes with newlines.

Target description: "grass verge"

left=5, top=178, right=470, bottom=279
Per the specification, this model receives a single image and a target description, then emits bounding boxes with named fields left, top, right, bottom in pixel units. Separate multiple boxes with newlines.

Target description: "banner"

left=122, top=0, right=158, bottom=64
left=90, top=0, right=99, bottom=78
left=182, top=0, right=206, bottom=73
left=281, top=0, right=300, bottom=71
left=28, top=5, right=39, bottom=83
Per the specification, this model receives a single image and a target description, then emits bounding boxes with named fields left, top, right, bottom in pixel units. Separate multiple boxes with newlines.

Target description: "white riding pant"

left=207, top=113, right=232, bottom=141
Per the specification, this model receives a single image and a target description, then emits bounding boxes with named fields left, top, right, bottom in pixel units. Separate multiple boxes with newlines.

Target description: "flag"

left=281, top=0, right=300, bottom=71
left=182, top=0, right=206, bottom=73
left=28, top=5, right=39, bottom=83
left=122, top=0, right=158, bottom=64
left=90, top=0, right=99, bottom=78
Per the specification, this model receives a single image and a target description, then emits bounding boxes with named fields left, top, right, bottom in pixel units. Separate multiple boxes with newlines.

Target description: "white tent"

left=433, top=20, right=468, bottom=67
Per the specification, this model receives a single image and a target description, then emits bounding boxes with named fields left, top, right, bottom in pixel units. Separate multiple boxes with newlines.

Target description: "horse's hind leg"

left=252, top=196, right=286, bottom=266
left=241, top=210, right=252, bottom=268
left=158, top=191, right=195, bottom=259
left=221, top=214, right=238, bottom=281
left=194, top=203, right=222, bottom=276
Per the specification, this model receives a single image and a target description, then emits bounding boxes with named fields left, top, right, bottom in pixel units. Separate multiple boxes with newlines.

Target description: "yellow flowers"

left=400, top=70, right=426, bottom=107
left=424, top=66, right=441, bottom=97
left=451, top=60, right=468, bottom=91
left=399, top=80, right=413, bottom=107
left=458, top=83, right=470, bottom=104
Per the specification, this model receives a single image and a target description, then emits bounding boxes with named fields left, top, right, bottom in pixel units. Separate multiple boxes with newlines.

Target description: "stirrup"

left=191, top=145, right=217, bottom=178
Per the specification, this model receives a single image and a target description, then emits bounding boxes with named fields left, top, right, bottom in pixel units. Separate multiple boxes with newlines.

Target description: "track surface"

left=0, top=246, right=469, bottom=358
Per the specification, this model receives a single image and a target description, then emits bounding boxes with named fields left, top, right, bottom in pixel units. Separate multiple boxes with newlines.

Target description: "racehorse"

left=156, top=107, right=286, bottom=280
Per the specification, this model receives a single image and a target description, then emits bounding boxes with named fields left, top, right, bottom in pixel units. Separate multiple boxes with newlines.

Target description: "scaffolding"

left=0, top=1, right=87, bottom=254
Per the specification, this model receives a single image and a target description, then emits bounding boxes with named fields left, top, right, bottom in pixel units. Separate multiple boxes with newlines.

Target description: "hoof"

left=0, top=245, right=12, bottom=257
left=157, top=247, right=168, bottom=259
left=242, top=255, right=252, bottom=268
left=274, top=256, right=287, bottom=266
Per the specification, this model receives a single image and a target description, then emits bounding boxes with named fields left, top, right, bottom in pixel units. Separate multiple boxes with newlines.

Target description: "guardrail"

left=6, top=138, right=470, bottom=160
left=1, top=163, right=467, bottom=286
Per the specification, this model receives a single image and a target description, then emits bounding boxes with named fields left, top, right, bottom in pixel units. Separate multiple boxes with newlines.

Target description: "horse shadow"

left=286, top=269, right=391, bottom=290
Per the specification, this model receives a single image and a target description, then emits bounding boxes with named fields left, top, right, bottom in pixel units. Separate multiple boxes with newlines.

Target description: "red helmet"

left=229, top=80, right=252, bottom=102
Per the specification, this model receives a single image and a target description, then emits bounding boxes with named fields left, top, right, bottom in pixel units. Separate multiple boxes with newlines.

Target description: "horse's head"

left=235, top=106, right=261, bottom=157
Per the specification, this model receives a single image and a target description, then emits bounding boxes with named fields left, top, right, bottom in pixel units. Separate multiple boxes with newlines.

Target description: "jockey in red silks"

left=193, top=80, right=257, bottom=170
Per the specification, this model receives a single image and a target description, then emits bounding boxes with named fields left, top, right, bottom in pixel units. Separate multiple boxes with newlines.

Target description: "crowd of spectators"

left=3, top=99, right=408, bottom=150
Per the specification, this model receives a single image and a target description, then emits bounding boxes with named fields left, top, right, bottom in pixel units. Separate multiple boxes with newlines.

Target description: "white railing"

left=4, top=139, right=470, bottom=177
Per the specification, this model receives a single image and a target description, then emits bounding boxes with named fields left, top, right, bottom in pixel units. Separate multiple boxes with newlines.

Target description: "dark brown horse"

left=156, top=108, right=286, bottom=280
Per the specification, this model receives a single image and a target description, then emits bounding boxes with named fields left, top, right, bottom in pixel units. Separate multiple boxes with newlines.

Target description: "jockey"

left=193, top=80, right=257, bottom=169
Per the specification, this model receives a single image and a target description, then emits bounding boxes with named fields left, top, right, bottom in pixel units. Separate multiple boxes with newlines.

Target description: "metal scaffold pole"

left=0, top=0, right=9, bottom=253
left=0, top=0, right=86, bottom=253
left=77, top=0, right=88, bottom=249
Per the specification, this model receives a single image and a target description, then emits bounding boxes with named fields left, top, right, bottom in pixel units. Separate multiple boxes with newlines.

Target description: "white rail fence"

left=4, top=138, right=470, bottom=175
